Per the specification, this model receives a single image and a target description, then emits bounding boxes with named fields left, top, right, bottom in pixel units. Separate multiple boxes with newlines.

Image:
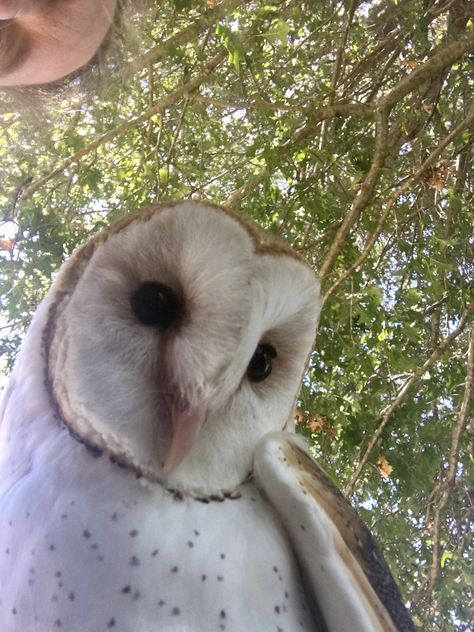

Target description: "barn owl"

left=0, top=201, right=414, bottom=631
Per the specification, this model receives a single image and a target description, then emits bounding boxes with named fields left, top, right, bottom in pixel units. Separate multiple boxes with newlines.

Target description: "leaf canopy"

left=1, top=1, right=473, bottom=629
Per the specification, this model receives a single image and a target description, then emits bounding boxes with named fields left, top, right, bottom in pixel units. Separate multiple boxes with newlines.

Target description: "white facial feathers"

left=42, top=201, right=321, bottom=495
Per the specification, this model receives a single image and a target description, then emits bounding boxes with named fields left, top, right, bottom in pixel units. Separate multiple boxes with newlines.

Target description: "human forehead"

left=0, top=0, right=117, bottom=86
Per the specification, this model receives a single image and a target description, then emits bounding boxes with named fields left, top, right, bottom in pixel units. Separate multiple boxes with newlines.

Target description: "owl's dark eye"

left=131, top=282, right=181, bottom=329
left=247, top=343, right=277, bottom=383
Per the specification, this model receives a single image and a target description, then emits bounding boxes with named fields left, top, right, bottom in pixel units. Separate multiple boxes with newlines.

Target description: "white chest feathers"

left=0, top=444, right=314, bottom=632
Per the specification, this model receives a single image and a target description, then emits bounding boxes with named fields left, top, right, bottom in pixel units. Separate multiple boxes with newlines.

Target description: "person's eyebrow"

left=0, top=20, right=32, bottom=78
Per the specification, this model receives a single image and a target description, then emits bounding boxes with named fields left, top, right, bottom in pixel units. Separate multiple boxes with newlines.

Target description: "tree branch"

left=21, top=50, right=227, bottom=200
left=121, top=0, right=247, bottom=79
left=189, top=94, right=307, bottom=112
left=291, top=103, right=374, bottom=145
left=323, top=105, right=474, bottom=301
left=222, top=103, right=373, bottom=207
left=224, top=166, right=269, bottom=207
left=427, top=324, right=474, bottom=592
left=344, top=302, right=474, bottom=497
left=379, top=31, right=474, bottom=110
left=319, top=107, right=388, bottom=279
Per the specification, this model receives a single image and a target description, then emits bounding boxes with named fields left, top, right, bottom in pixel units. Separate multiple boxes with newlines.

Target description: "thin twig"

left=318, top=0, right=359, bottom=148
left=166, top=97, right=190, bottom=166
left=427, top=324, right=474, bottom=591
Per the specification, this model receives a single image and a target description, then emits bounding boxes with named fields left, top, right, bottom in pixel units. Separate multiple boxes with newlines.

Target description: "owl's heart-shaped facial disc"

left=44, top=201, right=320, bottom=494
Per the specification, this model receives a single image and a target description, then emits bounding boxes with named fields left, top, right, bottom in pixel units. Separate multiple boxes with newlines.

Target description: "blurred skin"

left=0, top=0, right=117, bottom=86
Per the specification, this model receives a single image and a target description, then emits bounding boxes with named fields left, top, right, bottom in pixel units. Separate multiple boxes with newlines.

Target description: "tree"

left=0, top=1, right=473, bottom=629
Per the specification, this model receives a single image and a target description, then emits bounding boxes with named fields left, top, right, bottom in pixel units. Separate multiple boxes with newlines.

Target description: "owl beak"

left=162, top=401, right=207, bottom=474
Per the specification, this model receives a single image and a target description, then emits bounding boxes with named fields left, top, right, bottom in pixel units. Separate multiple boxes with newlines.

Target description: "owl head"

left=34, top=202, right=320, bottom=496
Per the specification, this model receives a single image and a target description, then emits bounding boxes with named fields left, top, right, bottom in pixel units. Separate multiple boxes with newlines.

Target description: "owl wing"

left=253, top=432, right=416, bottom=632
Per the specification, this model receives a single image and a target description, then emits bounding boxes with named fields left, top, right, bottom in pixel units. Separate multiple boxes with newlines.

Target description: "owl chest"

left=0, top=454, right=315, bottom=632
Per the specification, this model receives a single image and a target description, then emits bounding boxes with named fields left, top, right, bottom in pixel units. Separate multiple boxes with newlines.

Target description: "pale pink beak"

left=162, top=397, right=207, bottom=474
